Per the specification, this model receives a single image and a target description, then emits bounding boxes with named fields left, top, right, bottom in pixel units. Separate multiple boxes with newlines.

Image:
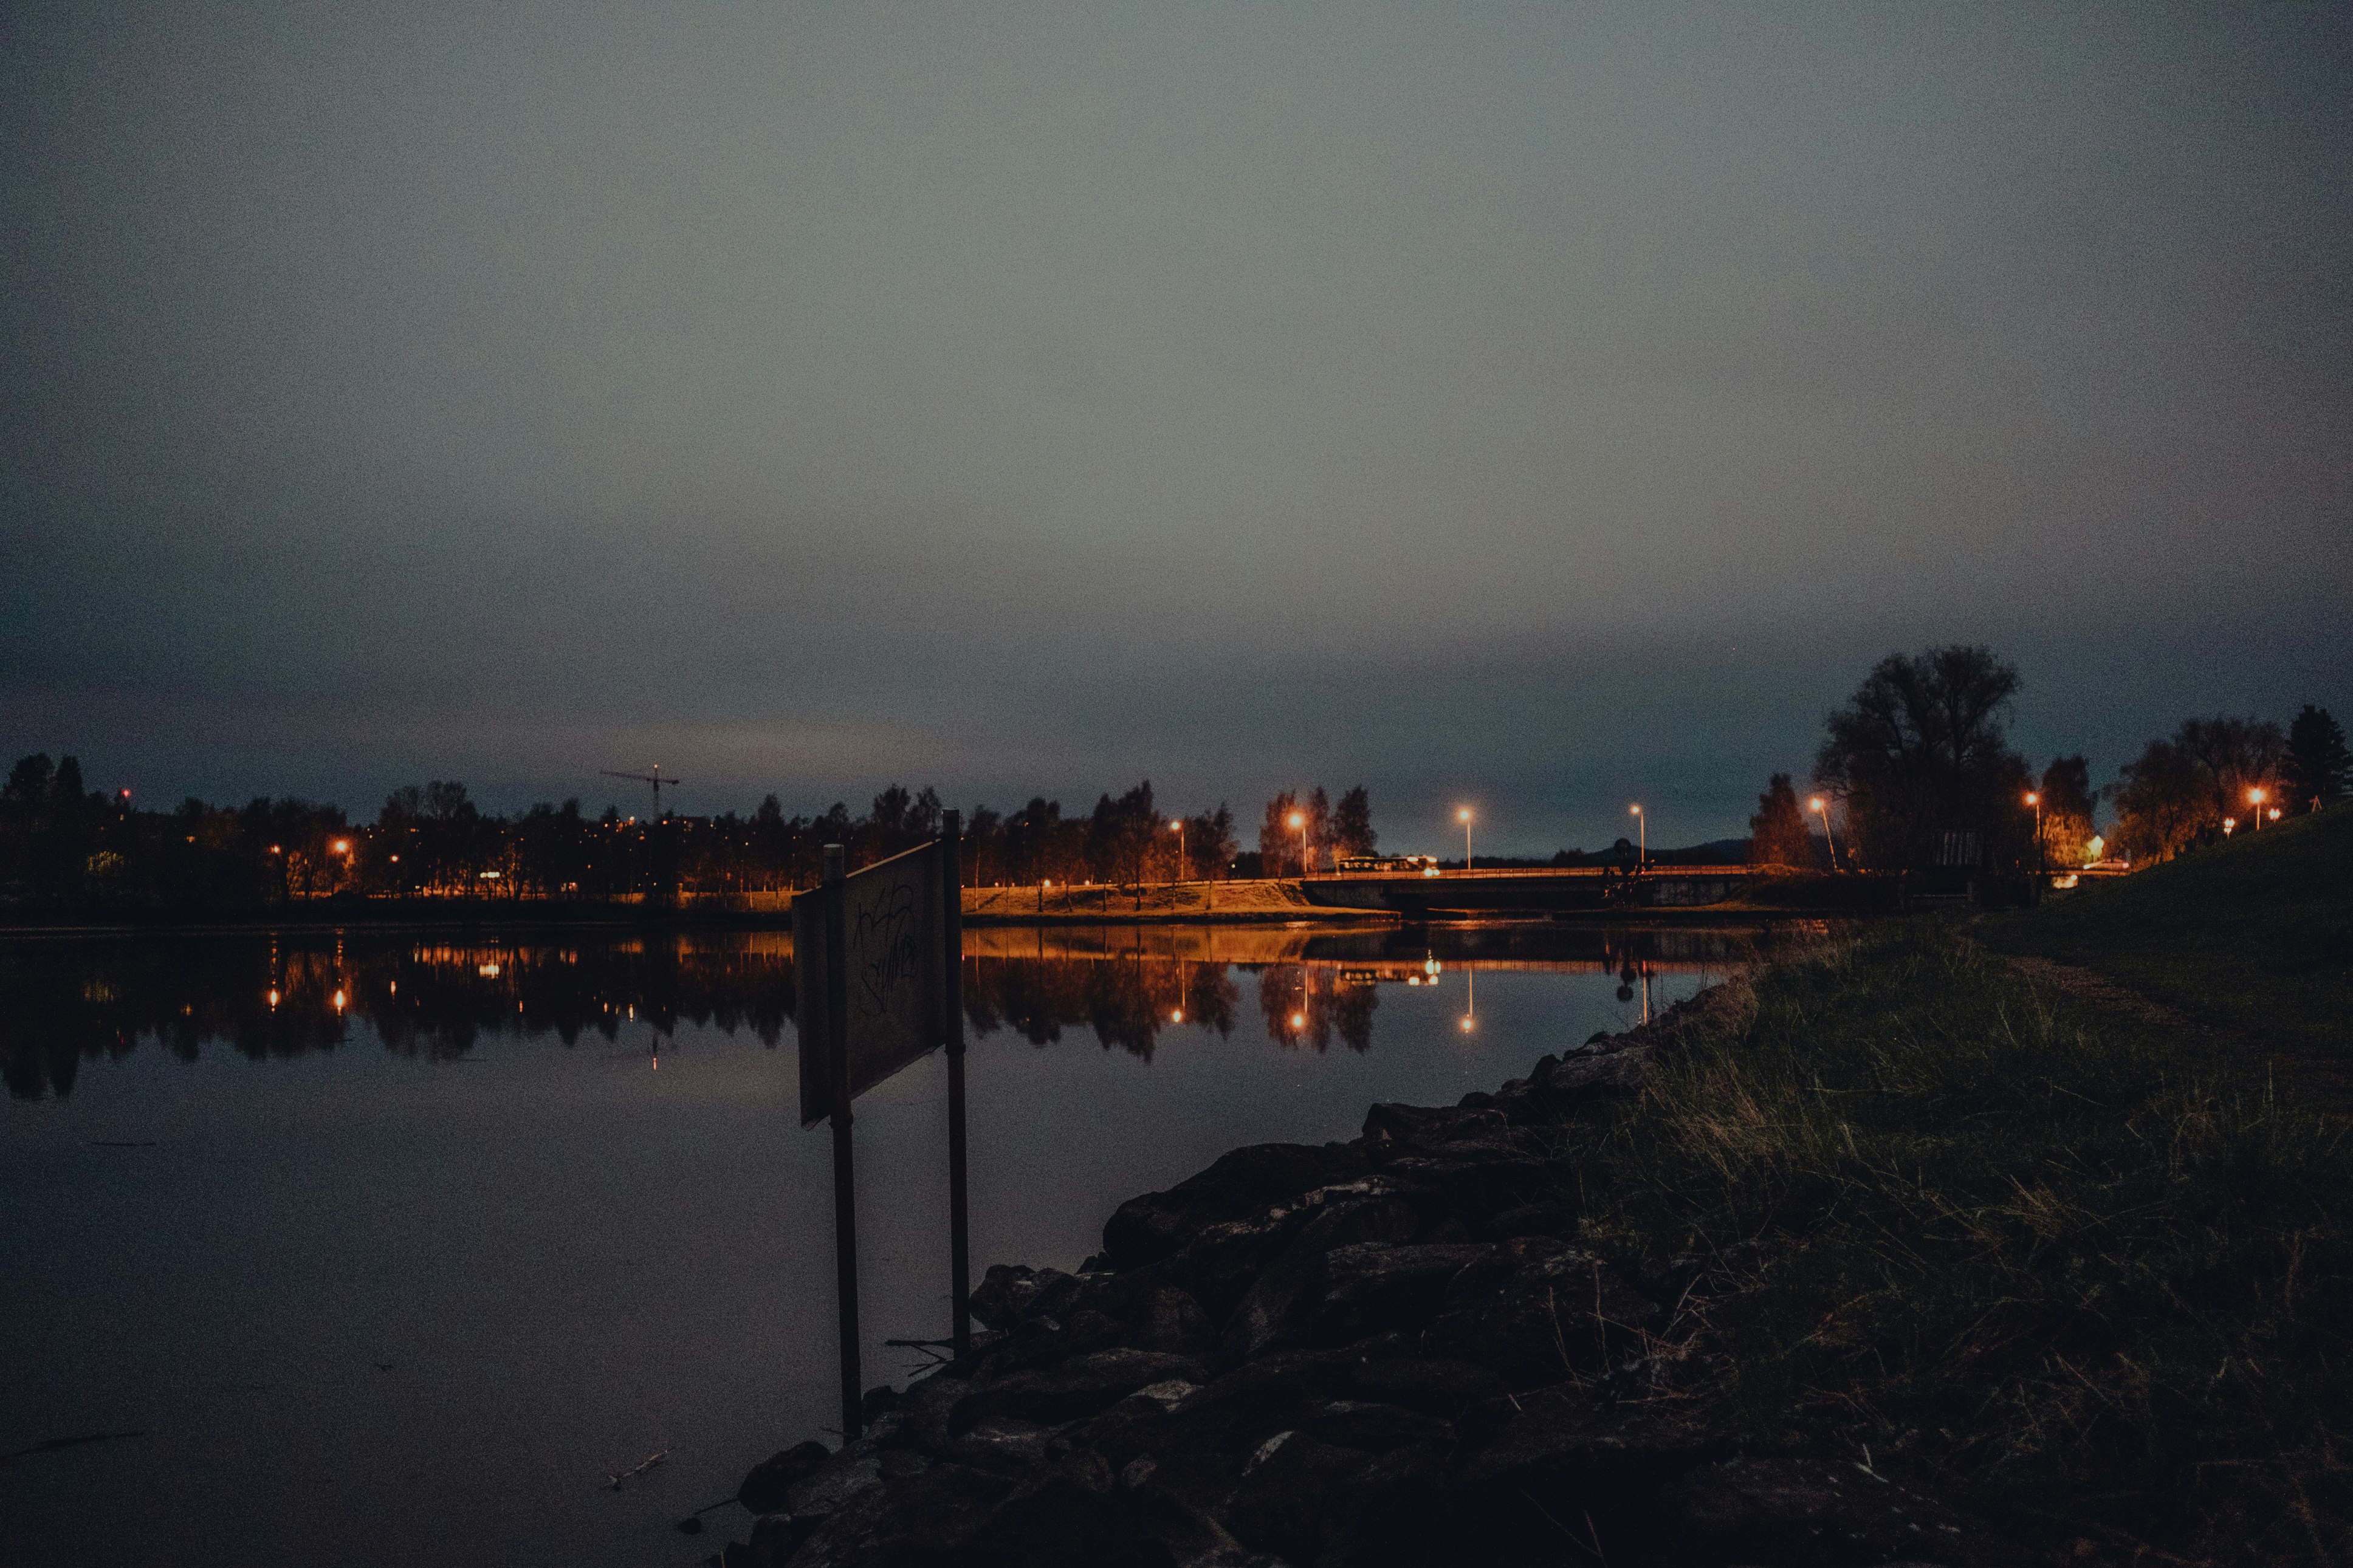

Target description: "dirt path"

left=1996, top=953, right=2195, bottom=1029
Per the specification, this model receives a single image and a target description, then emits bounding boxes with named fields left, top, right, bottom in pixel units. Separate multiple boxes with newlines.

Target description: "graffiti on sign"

left=795, top=841, right=946, bottom=1126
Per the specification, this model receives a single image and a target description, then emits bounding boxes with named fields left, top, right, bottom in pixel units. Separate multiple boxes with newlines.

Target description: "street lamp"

left=1809, top=796, right=1839, bottom=872
left=2025, top=792, right=2042, bottom=875
left=1169, top=818, right=1184, bottom=884
left=2250, top=787, right=2267, bottom=830
left=2222, top=817, right=2237, bottom=838
left=1629, top=803, right=1644, bottom=867
left=1288, top=810, right=1308, bottom=877
left=1457, top=807, right=1473, bottom=871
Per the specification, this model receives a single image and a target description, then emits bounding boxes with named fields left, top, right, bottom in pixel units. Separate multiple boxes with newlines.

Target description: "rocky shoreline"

left=712, top=980, right=2018, bottom=1567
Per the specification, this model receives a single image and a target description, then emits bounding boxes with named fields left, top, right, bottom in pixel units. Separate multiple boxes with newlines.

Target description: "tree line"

left=0, top=761, right=1396, bottom=910
left=1745, top=644, right=2348, bottom=874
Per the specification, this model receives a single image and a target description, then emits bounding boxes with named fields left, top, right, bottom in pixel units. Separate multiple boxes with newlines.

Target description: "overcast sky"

left=4, top=2, right=2346, bottom=852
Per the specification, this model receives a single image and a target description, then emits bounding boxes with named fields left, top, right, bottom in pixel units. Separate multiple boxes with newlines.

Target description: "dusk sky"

left=5, top=2, right=2346, bottom=855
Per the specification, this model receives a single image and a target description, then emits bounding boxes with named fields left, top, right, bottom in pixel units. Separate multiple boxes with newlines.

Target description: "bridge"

left=1300, top=864, right=1758, bottom=917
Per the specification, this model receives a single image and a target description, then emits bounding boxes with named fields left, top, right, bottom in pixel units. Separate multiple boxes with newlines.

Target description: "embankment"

left=713, top=877, right=2350, bottom=1567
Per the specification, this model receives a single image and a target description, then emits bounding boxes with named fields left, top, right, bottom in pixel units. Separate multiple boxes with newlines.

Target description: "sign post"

left=794, top=826, right=970, bottom=1438
left=941, top=812, right=972, bottom=1356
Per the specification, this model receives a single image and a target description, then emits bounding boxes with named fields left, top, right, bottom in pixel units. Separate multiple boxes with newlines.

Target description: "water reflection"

left=1, top=923, right=1766, bottom=1100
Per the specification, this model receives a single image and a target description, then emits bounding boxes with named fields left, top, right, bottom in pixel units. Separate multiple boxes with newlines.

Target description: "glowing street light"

left=1169, top=817, right=1185, bottom=884
left=2223, top=817, right=2237, bottom=838
left=1288, top=810, right=1308, bottom=876
left=1457, top=807, right=1473, bottom=871
left=2269, top=807, right=2282, bottom=824
left=1629, top=803, right=1644, bottom=867
left=1809, top=796, right=1840, bottom=872
left=2025, top=792, right=2042, bottom=874
left=2250, top=787, right=2267, bottom=830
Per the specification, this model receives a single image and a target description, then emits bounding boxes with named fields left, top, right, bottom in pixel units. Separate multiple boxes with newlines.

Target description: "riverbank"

left=710, top=832, right=2350, bottom=1566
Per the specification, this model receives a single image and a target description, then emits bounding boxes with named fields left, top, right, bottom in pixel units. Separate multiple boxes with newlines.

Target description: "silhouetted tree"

left=2284, top=705, right=2349, bottom=809
left=2173, top=717, right=2285, bottom=823
left=1304, top=787, right=1333, bottom=872
left=1186, top=804, right=1238, bottom=880
left=2036, top=756, right=2097, bottom=867
left=1747, top=774, right=1812, bottom=867
left=1813, top=645, right=2031, bottom=869
left=2107, top=739, right=2210, bottom=863
left=1331, top=787, right=1376, bottom=859
left=1087, top=781, right=1161, bottom=885
left=1259, top=791, right=1303, bottom=877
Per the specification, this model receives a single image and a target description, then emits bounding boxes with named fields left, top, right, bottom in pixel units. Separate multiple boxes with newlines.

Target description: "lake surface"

left=0, top=921, right=1748, bottom=1568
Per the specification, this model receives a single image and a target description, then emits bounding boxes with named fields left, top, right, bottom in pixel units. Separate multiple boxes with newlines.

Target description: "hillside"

left=1980, top=799, right=2352, bottom=1057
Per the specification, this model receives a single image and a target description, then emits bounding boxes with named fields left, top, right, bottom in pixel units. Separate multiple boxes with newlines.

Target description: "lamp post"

left=2223, top=817, right=2237, bottom=838
left=1629, top=803, right=1644, bottom=868
left=2025, top=792, right=2042, bottom=875
left=1809, top=796, right=1839, bottom=872
left=1170, top=817, right=1184, bottom=884
left=1457, top=807, right=1473, bottom=871
left=2250, top=787, right=2267, bottom=830
left=1289, top=811, right=1308, bottom=877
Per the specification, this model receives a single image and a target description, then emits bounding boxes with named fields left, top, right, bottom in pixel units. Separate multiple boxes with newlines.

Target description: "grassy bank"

left=1561, top=888, right=2351, bottom=1557
left=1979, top=799, right=2352, bottom=1059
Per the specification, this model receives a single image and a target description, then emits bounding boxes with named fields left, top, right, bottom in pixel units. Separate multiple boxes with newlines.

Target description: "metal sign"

left=794, top=840, right=947, bottom=1126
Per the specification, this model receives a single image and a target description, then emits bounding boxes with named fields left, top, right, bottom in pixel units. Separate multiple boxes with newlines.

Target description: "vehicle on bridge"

left=1335, top=854, right=1442, bottom=875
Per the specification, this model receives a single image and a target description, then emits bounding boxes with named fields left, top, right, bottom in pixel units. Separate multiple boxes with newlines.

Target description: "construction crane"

left=600, top=764, right=682, bottom=817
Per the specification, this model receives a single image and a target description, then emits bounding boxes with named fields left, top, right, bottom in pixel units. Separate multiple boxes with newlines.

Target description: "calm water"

left=0, top=922, right=1747, bottom=1568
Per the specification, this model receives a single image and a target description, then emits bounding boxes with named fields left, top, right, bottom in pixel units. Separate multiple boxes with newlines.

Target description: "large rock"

left=950, top=1348, right=1211, bottom=1433
left=1102, top=1142, right=1367, bottom=1272
left=1220, top=1431, right=1378, bottom=1563
left=1311, top=1241, right=1494, bottom=1343
left=969, top=1264, right=1088, bottom=1330
left=738, top=1439, right=832, bottom=1514
left=1423, top=1238, right=1659, bottom=1389
left=1085, top=1347, right=1369, bottom=1510
left=1361, top=1101, right=1514, bottom=1152
left=1121, top=1284, right=1216, bottom=1357
left=1347, top=1354, right=1506, bottom=1417
left=1657, top=1454, right=2013, bottom=1566
left=1220, top=1196, right=1423, bottom=1361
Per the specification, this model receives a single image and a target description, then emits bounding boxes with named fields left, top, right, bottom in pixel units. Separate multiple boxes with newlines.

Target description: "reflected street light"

left=1460, top=967, right=1476, bottom=1033
left=1809, top=796, right=1839, bottom=872
left=1457, top=807, right=1473, bottom=871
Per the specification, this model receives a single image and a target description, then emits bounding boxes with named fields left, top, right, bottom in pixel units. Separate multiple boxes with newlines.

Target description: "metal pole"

left=939, top=812, right=972, bottom=1357
left=822, top=844, right=861, bottom=1441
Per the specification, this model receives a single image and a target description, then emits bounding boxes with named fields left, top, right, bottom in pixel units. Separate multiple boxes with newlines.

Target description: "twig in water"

left=603, top=1449, right=669, bottom=1490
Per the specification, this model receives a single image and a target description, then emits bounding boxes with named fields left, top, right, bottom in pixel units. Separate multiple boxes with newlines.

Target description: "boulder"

left=1361, top=1101, right=1513, bottom=1152
left=738, top=1439, right=831, bottom=1515
left=1658, top=1454, right=2012, bottom=1566
left=1459, top=1381, right=1725, bottom=1492
left=951, top=1348, right=1211, bottom=1434
left=970, top=1264, right=1088, bottom=1330
left=1312, top=1241, right=1494, bottom=1343
left=768, top=1459, right=1015, bottom=1567
left=1102, top=1142, right=1367, bottom=1272
left=1121, top=1284, right=1216, bottom=1356
left=1220, top=1431, right=1378, bottom=1564
left=1297, top=1398, right=1452, bottom=1455
left=1220, top=1196, right=1422, bottom=1361
left=1424, top=1238, right=1658, bottom=1389
left=1348, top=1355, right=1507, bottom=1418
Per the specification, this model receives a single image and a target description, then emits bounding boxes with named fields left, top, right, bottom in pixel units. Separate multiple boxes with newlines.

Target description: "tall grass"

left=1575, top=921, right=2352, bottom=1563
